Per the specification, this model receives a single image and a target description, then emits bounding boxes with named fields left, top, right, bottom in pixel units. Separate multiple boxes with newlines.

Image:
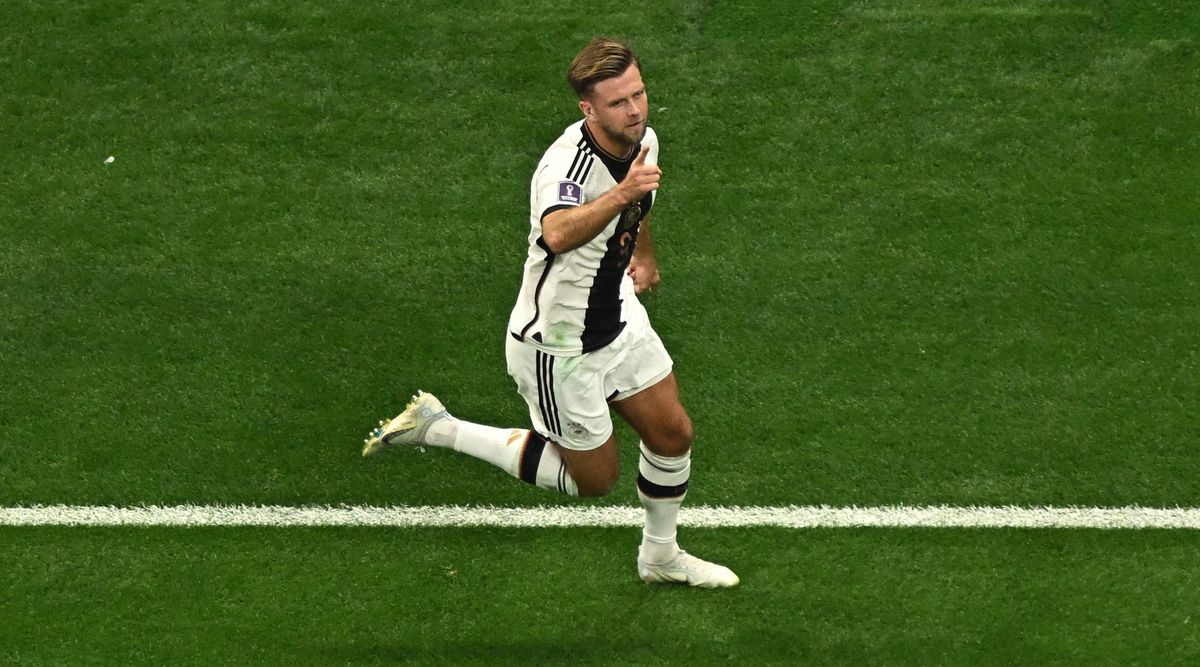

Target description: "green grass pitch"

left=2, top=0, right=1199, bottom=664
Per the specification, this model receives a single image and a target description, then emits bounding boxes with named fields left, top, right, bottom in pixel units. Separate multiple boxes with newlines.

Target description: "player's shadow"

left=323, top=636, right=623, bottom=665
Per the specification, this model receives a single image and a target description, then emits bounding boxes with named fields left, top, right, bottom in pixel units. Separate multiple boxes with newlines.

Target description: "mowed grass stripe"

left=4, top=505, right=1200, bottom=529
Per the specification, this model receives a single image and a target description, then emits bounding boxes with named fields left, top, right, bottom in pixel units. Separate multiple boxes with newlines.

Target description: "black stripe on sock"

left=519, top=432, right=548, bottom=485
left=637, top=473, right=689, bottom=499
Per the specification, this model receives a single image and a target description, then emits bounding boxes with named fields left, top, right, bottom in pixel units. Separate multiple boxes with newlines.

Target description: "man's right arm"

left=542, top=145, right=660, bottom=254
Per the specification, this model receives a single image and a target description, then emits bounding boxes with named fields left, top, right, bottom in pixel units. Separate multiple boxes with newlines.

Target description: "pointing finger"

left=633, top=144, right=650, bottom=165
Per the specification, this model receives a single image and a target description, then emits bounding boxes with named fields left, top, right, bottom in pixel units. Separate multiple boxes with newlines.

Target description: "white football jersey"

left=508, top=119, right=659, bottom=356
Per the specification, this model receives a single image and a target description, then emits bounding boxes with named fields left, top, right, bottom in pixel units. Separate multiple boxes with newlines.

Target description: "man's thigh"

left=611, top=371, right=692, bottom=456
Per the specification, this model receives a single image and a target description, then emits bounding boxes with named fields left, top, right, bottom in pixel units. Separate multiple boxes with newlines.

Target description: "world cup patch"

left=557, top=180, right=582, bottom=205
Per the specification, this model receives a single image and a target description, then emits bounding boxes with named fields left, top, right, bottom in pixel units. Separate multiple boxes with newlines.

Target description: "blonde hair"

left=567, top=37, right=641, bottom=99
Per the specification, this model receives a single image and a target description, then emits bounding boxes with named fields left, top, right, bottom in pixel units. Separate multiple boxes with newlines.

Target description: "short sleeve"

left=534, top=144, right=585, bottom=220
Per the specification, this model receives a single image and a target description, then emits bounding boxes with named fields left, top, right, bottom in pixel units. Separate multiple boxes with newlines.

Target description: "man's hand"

left=627, top=255, right=661, bottom=294
left=614, top=145, right=660, bottom=205
left=542, top=144, right=659, bottom=254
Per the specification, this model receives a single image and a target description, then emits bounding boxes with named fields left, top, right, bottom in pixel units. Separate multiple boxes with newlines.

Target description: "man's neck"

left=583, top=118, right=634, bottom=160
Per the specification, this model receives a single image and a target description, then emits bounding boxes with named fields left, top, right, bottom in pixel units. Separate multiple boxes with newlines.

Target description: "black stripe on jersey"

left=577, top=124, right=655, bottom=353
left=515, top=237, right=556, bottom=341
left=579, top=214, right=634, bottom=353
left=569, top=145, right=594, bottom=184
left=576, top=155, right=595, bottom=185
left=540, top=204, right=575, bottom=221
left=564, top=138, right=587, bottom=180
left=569, top=155, right=593, bottom=184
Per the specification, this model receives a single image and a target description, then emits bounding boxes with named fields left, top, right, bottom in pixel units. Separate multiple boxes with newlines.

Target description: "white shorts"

left=505, top=319, right=673, bottom=451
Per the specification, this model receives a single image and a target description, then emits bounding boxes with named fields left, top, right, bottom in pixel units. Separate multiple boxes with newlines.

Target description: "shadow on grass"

left=319, top=635, right=637, bottom=665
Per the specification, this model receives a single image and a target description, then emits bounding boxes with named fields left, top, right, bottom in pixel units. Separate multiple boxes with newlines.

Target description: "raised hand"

left=617, top=144, right=660, bottom=205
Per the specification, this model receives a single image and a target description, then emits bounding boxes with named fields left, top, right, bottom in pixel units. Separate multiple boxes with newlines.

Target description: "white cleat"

left=362, top=391, right=451, bottom=457
left=638, top=550, right=740, bottom=588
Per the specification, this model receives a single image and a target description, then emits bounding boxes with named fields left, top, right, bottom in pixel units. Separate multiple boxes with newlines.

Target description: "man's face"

left=580, top=65, right=648, bottom=150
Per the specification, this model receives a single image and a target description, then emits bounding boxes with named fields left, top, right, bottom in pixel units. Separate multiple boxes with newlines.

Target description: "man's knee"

left=675, top=414, right=694, bottom=451
left=649, top=412, right=693, bottom=457
left=557, top=438, right=621, bottom=497
left=575, top=465, right=620, bottom=497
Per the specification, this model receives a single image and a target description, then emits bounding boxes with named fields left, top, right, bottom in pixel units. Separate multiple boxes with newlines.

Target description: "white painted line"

left=2, top=505, right=1200, bottom=529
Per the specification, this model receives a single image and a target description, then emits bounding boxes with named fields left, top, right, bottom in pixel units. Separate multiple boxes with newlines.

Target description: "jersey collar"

left=581, top=122, right=641, bottom=180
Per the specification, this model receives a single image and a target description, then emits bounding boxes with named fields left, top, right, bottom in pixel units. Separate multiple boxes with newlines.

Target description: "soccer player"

left=364, top=37, right=737, bottom=588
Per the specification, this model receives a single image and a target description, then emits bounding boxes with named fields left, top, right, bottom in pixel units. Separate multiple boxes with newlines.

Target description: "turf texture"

left=2, top=1, right=1199, bottom=664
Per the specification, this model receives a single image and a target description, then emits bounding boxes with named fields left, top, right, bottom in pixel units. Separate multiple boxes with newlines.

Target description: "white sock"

left=637, top=441, right=689, bottom=564
left=517, top=433, right=579, bottom=496
left=429, top=418, right=578, bottom=496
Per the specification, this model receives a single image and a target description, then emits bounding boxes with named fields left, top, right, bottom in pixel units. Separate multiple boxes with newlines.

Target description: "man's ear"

left=579, top=99, right=593, bottom=119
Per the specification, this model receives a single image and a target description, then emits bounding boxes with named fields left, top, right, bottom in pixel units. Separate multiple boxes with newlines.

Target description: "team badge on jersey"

left=619, top=202, right=642, bottom=230
left=557, top=181, right=582, bottom=205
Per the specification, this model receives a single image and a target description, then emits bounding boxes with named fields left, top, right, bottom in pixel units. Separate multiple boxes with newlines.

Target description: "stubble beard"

left=598, top=117, right=647, bottom=154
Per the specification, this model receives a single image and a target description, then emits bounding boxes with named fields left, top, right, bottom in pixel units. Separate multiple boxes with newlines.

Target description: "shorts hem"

left=546, top=424, right=613, bottom=452
left=610, top=364, right=673, bottom=403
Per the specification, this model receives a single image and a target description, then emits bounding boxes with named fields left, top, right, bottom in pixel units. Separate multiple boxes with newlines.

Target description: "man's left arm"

left=627, top=215, right=661, bottom=294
